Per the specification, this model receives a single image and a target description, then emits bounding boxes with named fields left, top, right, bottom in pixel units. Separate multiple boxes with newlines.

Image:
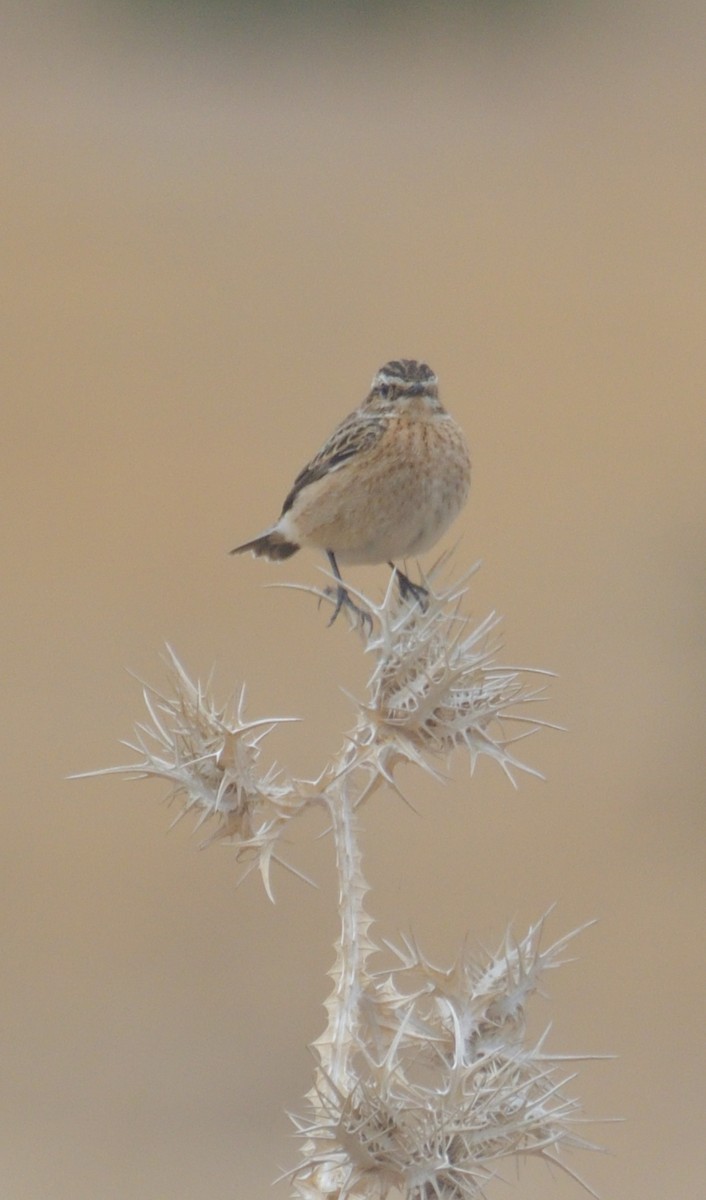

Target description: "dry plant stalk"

left=83, top=561, right=604, bottom=1199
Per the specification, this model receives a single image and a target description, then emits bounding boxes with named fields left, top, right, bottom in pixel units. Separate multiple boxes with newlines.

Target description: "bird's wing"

left=281, top=411, right=387, bottom=515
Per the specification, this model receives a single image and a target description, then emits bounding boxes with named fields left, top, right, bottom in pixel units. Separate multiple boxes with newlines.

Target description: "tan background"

left=3, top=2, right=705, bottom=1196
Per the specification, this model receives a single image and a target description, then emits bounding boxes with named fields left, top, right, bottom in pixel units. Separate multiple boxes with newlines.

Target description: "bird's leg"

left=324, top=552, right=372, bottom=631
left=389, top=562, right=429, bottom=611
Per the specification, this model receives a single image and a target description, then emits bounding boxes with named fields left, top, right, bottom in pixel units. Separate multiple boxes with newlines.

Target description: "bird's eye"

left=378, top=383, right=391, bottom=399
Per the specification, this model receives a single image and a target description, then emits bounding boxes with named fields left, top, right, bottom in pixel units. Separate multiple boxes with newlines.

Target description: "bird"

left=230, top=359, right=471, bottom=625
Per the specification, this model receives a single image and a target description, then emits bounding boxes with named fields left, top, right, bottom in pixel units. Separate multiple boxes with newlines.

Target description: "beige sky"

left=3, top=3, right=705, bottom=1197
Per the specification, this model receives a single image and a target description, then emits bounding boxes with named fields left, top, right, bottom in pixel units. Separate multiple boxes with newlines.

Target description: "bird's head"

left=366, top=359, right=441, bottom=412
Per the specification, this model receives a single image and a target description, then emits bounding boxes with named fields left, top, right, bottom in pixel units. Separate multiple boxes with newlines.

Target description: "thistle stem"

left=317, top=771, right=373, bottom=1090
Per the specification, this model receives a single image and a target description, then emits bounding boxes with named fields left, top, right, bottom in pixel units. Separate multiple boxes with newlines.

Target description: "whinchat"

left=231, top=359, right=471, bottom=624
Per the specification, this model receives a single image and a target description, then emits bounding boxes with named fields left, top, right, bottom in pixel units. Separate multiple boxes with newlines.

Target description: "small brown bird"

left=231, top=359, right=471, bottom=624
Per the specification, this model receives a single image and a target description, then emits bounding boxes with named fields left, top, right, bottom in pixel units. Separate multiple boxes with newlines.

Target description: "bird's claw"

left=322, top=585, right=373, bottom=633
left=394, top=568, right=429, bottom=611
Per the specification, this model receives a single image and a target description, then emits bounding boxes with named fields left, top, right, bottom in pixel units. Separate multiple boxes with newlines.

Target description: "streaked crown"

left=369, top=359, right=439, bottom=406
left=373, top=358, right=437, bottom=391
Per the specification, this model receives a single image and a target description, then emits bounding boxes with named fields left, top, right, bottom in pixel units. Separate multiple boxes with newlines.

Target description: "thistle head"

left=291, top=917, right=601, bottom=1200
left=77, top=647, right=305, bottom=898
left=345, top=563, right=552, bottom=791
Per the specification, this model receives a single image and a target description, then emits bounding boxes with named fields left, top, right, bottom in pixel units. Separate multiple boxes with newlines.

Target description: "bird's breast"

left=286, top=411, right=470, bottom=564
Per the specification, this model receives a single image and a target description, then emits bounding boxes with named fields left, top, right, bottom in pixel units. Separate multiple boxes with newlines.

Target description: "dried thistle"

left=81, top=563, right=604, bottom=1198
left=74, top=645, right=306, bottom=897
left=333, top=562, right=556, bottom=797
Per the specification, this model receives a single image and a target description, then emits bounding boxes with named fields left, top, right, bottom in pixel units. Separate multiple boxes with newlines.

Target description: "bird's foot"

left=393, top=567, right=429, bottom=611
left=322, top=584, right=373, bottom=633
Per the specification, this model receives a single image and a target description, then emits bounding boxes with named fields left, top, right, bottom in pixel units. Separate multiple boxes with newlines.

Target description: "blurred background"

left=3, top=1, right=705, bottom=1196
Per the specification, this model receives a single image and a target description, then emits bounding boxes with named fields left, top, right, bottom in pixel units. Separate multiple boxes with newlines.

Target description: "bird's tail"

left=230, top=529, right=299, bottom=561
